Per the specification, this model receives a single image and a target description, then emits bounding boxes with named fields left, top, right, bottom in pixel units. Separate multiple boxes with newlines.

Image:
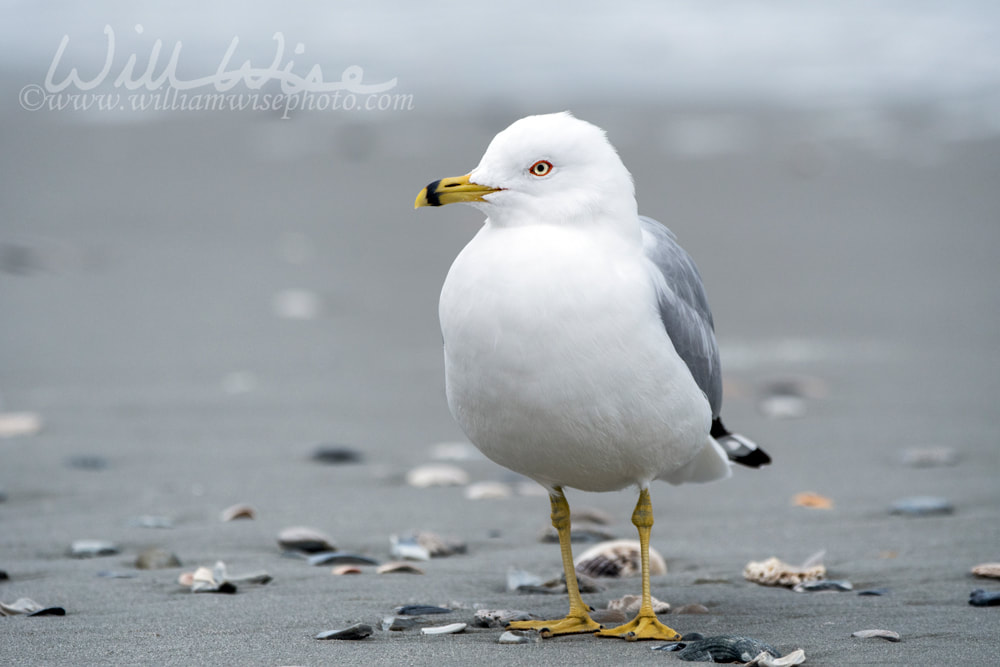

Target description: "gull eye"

left=529, top=160, right=553, bottom=177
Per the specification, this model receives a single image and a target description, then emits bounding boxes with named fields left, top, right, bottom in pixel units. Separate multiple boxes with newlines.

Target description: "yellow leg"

left=507, top=488, right=602, bottom=637
left=596, top=488, right=681, bottom=641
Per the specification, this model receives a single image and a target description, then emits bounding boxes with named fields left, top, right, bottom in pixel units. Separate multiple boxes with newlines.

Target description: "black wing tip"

left=731, top=447, right=772, bottom=469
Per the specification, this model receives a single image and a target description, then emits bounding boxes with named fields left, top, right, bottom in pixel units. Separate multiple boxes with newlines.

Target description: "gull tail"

left=711, top=418, right=771, bottom=469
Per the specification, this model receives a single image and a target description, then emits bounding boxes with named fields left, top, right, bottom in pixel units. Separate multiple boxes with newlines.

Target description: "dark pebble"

left=676, top=635, right=780, bottom=663
left=307, top=552, right=379, bottom=567
left=0, top=570, right=8, bottom=580
left=311, top=444, right=363, bottom=465
left=381, top=616, right=419, bottom=631
left=889, top=496, right=954, bottom=517
left=395, top=605, right=451, bottom=616
left=857, top=588, right=889, bottom=596
left=315, top=623, right=373, bottom=640
left=28, top=607, right=66, bottom=617
left=969, top=589, right=1000, bottom=607
left=65, top=455, right=109, bottom=471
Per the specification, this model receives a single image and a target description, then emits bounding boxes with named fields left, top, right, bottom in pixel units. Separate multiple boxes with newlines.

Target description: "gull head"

left=415, top=112, right=637, bottom=229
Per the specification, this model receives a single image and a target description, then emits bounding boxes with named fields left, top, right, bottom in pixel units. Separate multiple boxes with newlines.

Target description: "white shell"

left=743, top=556, right=826, bottom=587
left=464, top=481, right=512, bottom=500
left=405, top=463, right=469, bottom=488
left=420, top=622, right=467, bottom=635
left=0, top=412, right=42, bottom=438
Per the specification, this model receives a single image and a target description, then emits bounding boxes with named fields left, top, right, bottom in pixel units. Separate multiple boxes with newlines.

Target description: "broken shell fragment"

left=220, top=503, right=256, bottom=521
left=498, top=630, right=540, bottom=644
left=791, top=491, right=833, bottom=509
left=0, top=597, right=65, bottom=617
left=473, top=609, right=540, bottom=628
left=901, top=446, right=958, bottom=467
left=506, top=567, right=543, bottom=592
left=0, top=412, right=42, bottom=438
left=676, top=635, right=781, bottom=663
left=191, top=564, right=237, bottom=594
left=135, top=548, right=181, bottom=570
left=395, top=605, right=452, bottom=616
left=743, top=556, right=825, bottom=587
left=314, top=623, right=373, bottom=640
left=793, top=579, right=852, bottom=593
left=421, top=622, right=467, bottom=635
left=309, top=552, right=378, bottom=567
left=889, top=496, right=953, bottom=517
left=405, top=463, right=469, bottom=488
left=464, top=481, right=513, bottom=500
left=381, top=615, right=419, bottom=631
left=376, top=561, right=425, bottom=574
left=747, top=649, right=807, bottom=666
left=852, top=629, right=901, bottom=642
left=69, top=540, right=119, bottom=558
left=390, top=533, right=430, bottom=561
left=331, top=565, right=362, bottom=575
left=607, top=593, right=670, bottom=615
left=277, top=526, right=336, bottom=554
left=574, top=539, right=666, bottom=578
left=972, top=563, right=1000, bottom=579
left=969, top=589, right=1000, bottom=606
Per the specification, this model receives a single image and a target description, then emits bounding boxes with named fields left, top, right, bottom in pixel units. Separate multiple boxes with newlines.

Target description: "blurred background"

left=2, top=3, right=999, bottom=663
left=1, top=0, right=998, bottom=535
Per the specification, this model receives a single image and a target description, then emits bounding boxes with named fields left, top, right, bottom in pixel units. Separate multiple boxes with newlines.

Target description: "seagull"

left=414, top=112, right=770, bottom=641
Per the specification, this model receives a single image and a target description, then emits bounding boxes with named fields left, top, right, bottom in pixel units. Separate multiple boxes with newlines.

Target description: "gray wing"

left=639, top=215, right=722, bottom=417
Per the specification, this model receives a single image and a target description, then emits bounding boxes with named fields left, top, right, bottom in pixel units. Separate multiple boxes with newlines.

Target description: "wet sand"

left=2, top=105, right=999, bottom=665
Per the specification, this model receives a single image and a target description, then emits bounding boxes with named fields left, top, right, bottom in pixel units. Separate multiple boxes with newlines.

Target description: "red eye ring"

left=529, top=160, right=553, bottom=177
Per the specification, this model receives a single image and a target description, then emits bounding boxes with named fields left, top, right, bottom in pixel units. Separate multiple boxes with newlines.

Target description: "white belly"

left=439, top=224, right=712, bottom=492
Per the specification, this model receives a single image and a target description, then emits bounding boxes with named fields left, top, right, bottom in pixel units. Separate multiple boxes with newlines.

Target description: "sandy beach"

left=2, top=89, right=1000, bottom=666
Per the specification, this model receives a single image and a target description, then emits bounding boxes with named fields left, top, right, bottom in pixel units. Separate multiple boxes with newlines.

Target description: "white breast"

left=439, top=223, right=712, bottom=492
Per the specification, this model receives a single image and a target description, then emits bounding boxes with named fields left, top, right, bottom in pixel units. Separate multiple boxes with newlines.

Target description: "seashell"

left=314, top=623, right=373, bottom=640
left=420, top=622, right=467, bottom=635
left=395, top=604, right=452, bottom=616
left=311, top=444, right=363, bottom=465
left=66, top=455, right=109, bottom=471
left=277, top=526, right=335, bottom=553
left=969, top=589, right=1000, bottom=607
left=331, top=565, right=363, bottom=575
left=177, top=572, right=195, bottom=587
left=308, top=552, right=378, bottom=567
left=676, top=635, right=781, bottom=663
left=498, top=630, right=540, bottom=644
left=857, top=588, right=889, bottom=596
left=472, top=609, right=540, bottom=628
left=129, top=515, right=174, bottom=529
left=589, top=609, right=627, bottom=626
left=429, top=441, right=482, bottom=461
left=377, top=561, right=425, bottom=574
left=220, top=503, right=256, bottom=521
left=972, top=563, right=1000, bottom=579
left=673, top=603, right=710, bottom=614
left=191, top=565, right=236, bottom=594
left=791, top=492, right=833, bottom=509
left=395, top=530, right=466, bottom=558
left=889, top=496, right=953, bottom=517
left=0, top=412, right=42, bottom=438
left=607, top=594, right=671, bottom=615
left=0, top=597, right=65, bottom=617
left=135, top=548, right=181, bottom=570
left=793, top=579, right=852, bottom=593
left=574, top=539, right=666, bottom=578
left=390, top=534, right=431, bottom=561
left=506, top=567, right=543, bottom=592
left=852, top=629, right=901, bottom=642
left=464, top=481, right=512, bottom=500
left=901, top=446, right=958, bottom=467
left=743, top=556, right=825, bottom=587
left=272, top=288, right=322, bottom=320
left=381, top=615, right=419, bottom=631
left=405, top=463, right=469, bottom=488
left=69, top=540, right=119, bottom=558
left=747, top=648, right=807, bottom=666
